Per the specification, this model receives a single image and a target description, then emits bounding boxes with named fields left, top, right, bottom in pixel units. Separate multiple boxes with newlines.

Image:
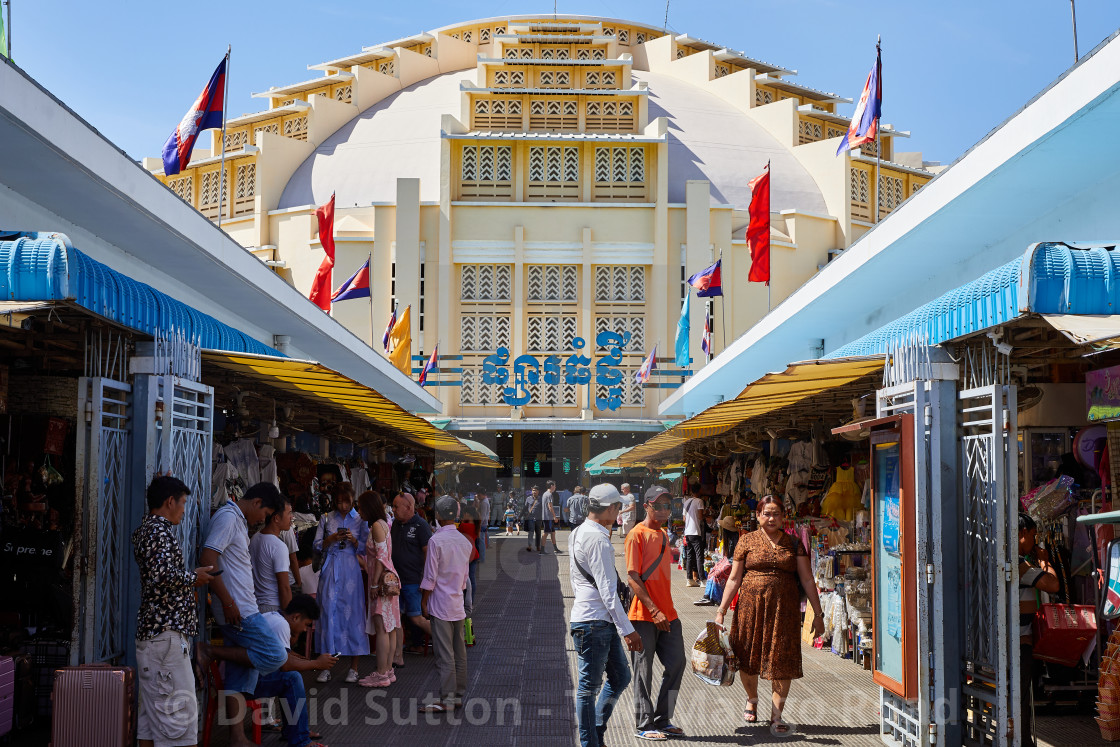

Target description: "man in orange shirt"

left=625, top=486, right=687, bottom=742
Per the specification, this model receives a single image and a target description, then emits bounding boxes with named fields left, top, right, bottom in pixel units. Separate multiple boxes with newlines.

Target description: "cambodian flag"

left=636, top=345, right=657, bottom=385
left=836, top=42, right=882, bottom=156
left=382, top=306, right=397, bottom=351
left=162, top=55, right=227, bottom=175
left=702, top=313, right=712, bottom=357
left=332, top=258, right=371, bottom=302
left=687, top=260, right=722, bottom=297
left=419, top=345, right=439, bottom=387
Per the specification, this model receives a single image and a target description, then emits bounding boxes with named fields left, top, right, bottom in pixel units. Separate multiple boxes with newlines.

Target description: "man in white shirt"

left=681, top=488, right=706, bottom=587
left=617, top=483, right=637, bottom=539
left=570, top=484, right=643, bottom=747
left=541, top=480, right=562, bottom=554
left=250, top=498, right=294, bottom=613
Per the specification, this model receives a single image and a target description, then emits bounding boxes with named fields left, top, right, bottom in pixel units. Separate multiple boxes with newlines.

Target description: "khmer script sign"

left=482, top=330, right=631, bottom=410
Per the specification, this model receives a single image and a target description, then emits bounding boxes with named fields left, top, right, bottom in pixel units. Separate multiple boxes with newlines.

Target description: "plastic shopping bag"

left=690, top=621, right=737, bottom=687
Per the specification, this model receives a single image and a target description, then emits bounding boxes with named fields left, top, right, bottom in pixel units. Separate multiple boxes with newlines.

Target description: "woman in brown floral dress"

left=715, top=495, right=825, bottom=733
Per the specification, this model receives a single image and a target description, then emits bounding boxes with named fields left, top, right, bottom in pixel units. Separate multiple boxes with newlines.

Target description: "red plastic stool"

left=202, top=660, right=262, bottom=746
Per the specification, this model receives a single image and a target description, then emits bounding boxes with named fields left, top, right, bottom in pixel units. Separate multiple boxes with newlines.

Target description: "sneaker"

left=359, top=671, right=392, bottom=688
left=388, top=668, right=397, bottom=684
left=345, top=669, right=359, bottom=683
left=694, top=597, right=716, bottom=606
left=316, top=669, right=331, bottom=683
left=686, top=580, right=701, bottom=587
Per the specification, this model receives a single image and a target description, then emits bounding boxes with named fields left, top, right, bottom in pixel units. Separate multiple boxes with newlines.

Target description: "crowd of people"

left=131, top=476, right=484, bottom=747
left=130, top=471, right=829, bottom=747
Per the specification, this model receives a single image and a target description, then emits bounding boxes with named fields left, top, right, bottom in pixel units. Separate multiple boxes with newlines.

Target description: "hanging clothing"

left=350, top=464, right=371, bottom=497
left=314, top=509, right=370, bottom=656
left=225, top=438, right=261, bottom=488
left=821, top=467, right=862, bottom=522
left=258, top=444, right=279, bottom=487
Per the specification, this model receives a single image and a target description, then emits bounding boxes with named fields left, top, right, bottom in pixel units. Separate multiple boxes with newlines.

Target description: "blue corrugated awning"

left=1, top=234, right=281, bottom=356
left=827, top=242, right=1120, bottom=358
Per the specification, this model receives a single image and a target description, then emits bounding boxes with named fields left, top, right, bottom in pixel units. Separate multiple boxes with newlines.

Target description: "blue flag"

left=675, top=291, right=691, bottom=368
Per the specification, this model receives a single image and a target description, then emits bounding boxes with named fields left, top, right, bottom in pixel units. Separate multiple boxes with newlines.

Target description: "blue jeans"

left=254, top=670, right=309, bottom=747
left=219, top=614, right=288, bottom=694
left=571, top=620, right=632, bottom=747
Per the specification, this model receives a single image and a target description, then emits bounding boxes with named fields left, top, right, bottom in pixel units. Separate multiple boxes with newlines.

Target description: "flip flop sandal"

left=744, top=702, right=758, bottom=723
left=419, top=703, right=450, bottom=713
left=635, top=730, right=669, bottom=741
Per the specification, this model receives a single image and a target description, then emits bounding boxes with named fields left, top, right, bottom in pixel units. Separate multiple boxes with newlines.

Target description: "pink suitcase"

left=0, top=655, right=13, bottom=737
left=50, top=664, right=134, bottom=746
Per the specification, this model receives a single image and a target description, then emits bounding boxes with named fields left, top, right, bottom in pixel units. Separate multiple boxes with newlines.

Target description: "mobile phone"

left=331, top=651, right=342, bottom=658
left=210, top=569, right=224, bottom=576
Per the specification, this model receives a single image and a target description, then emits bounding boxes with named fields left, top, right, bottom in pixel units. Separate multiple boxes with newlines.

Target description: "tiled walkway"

left=200, top=528, right=1102, bottom=746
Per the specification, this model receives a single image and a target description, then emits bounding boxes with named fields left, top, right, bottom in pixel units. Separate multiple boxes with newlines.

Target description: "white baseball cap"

left=588, top=483, right=623, bottom=508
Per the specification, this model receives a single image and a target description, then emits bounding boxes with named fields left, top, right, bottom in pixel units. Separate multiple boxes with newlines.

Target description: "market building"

left=147, top=14, right=935, bottom=486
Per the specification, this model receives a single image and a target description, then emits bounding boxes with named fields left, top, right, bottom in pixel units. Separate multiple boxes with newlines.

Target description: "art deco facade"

left=149, top=14, right=933, bottom=480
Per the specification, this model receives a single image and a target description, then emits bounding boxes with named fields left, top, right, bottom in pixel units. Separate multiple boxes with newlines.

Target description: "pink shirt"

left=420, top=524, right=474, bottom=621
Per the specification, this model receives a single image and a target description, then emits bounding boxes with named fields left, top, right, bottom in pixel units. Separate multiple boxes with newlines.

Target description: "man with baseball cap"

left=570, top=484, right=644, bottom=747
left=625, top=485, right=687, bottom=741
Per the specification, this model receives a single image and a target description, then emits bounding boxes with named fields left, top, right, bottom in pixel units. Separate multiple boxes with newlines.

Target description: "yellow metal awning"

left=203, top=351, right=500, bottom=468
left=613, top=356, right=885, bottom=467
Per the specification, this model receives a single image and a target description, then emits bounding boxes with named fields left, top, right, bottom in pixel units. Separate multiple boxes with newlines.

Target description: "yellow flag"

left=388, top=305, right=412, bottom=376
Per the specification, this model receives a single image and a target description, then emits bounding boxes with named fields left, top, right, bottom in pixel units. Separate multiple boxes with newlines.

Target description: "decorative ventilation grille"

left=798, top=119, right=824, bottom=144
left=493, top=70, right=526, bottom=88
left=224, top=130, right=248, bottom=152
left=850, top=167, right=871, bottom=221
left=527, top=265, right=578, bottom=302
left=593, top=49, right=605, bottom=60
left=460, top=264, right=512, bottom=301
left=527, top=313, right=579, bottom=351
left=494, top=25, right=506, bottom=35
left=636, top=32, right=646, bottom=44
left=505, top=48, right=519, bottom=60
left=283, top=116, right=308, bottom=140
left=528, top=99, right=579, bottom=131
left=593, top=146, right=646, bottom=200
left=379, top=60, right=395, bottom=76
left=334, top=84, right=352, bottom=103
left=538, top=70, right=571, bottom=88
left=878, top=174, right=905, bottom=214
left=585, top=99, right=636, bottom=132
left=460, top=314, right=512, bottom=351
left=473, top=98, right=523, bottom=129
left=254, top=122, right=280, bottom=141
left=755, top=88, right=774, bottom=105
left=462, top=30, right=473, bottom=44
left=676, top=48, right=686, bottom=60
left=715, top=64, right=730, bottom=78
left=532, top=379, right=579, bottom=407
left=233, top=162, right=256, bottom=216
left=826, top=126, right=846, bottom=139
left=595, top=315, right=645, bottom=350
left=585, top=71, right=614, bottom=88
left=603, top=27, right=615, bottom=37
left=912, top=181, right=924, bottom=195
left=528, top=146, right=580, bottom=199
left=577, top=48, right=590, bottom=60
left=199, top=170, right=225, bottom=218
left=480, top=28, right=491, bottom=43
left=167, top=175, right=193, bottom=203
left=595, top=265, right=645, bottom=302
left=461, top=368, right=507, bottom=406
left=461, top=145, right=514, bottom=199
left=860, top=139, right=880, bottom=158
left=617, top=29, right=630, bottom=44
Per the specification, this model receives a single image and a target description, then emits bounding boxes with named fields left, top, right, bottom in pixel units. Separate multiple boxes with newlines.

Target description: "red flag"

left=747, top=164, right=771, bottom=284
left=309, top=193, right=336, bottom=311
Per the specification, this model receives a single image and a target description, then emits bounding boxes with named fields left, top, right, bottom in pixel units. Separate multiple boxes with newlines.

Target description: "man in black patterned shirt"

left=132, top=476, right=215, bottom=747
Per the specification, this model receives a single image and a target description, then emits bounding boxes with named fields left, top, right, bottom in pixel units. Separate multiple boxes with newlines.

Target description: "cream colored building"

left=148, top=14, right=932, bottom=484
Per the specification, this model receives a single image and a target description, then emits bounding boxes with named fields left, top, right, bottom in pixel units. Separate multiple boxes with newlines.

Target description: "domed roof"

left=277, top=69, right=827, bottom=214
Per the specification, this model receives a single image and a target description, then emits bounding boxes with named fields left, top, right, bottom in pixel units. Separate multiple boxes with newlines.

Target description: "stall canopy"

left=585, top=447, right=633, bottom=475
left=455, top=438, right=499, bottom=461
left=203, top=351, right=500, bottom=468
left=611, top=356, right=885, bottom=467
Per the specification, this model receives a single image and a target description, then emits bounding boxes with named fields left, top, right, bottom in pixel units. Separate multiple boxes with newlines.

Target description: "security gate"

left=74, top=376, right=132, bottom=664
left=959, top=382, right=1019, bottom=746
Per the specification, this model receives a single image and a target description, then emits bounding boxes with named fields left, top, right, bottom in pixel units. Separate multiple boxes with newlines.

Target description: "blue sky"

left=8, top=1, right=1120, bottom=165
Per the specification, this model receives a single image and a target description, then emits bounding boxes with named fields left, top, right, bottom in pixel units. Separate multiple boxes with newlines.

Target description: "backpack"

left=569, top=494, right=591, bottom=526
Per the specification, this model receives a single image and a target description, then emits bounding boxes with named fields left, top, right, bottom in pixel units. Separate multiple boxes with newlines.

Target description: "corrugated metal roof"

left=825, top=242, right=1120, bottom=358
left=0, top=234, right=280, bottom=356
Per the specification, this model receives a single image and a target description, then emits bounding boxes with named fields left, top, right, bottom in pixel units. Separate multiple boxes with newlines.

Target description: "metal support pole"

left=216, top=46, right=231, bottom=229
left=4, top=0, right=11, bottom=59
left=1070, top=0, right=1080, bottom=62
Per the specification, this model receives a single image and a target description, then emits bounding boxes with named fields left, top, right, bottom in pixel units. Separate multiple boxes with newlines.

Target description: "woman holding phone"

left=313, top=482, right=370, bottom=682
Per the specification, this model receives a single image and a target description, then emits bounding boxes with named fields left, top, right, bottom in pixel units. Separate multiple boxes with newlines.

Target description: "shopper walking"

left=357, top=490, right=401, bottom=688
left=132, top=476, right=215, bottom=747
left=618, top=483, right=637, bottom=539
left=626, top=486, right=687, bottom=741
left=419, top=496, right=475, bottom=714
left=313, top=482, right=370, bottom=683
left=570, top=484, right=644, bottom=747
left=681, top=488, right=706, bottom=587
left=391, top=492, right=433, bottom=657
left=200, top=482, right=288, bottom=747
left=541, top=480, right=563, bottom=553
left=715, top=495, right=825, bottom=733
left=524, top=485, right=543, bottom=552
left=505, top=498, right=518, bottom=536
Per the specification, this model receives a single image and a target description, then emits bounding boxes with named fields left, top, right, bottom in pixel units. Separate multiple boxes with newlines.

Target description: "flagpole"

left=873, top=36, right=881, bottom=226
left=367, top=251, right=374, bottom=347
left=216, top=45, right=231, bottom=230
left=4, top=0, right=11, bottom=59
